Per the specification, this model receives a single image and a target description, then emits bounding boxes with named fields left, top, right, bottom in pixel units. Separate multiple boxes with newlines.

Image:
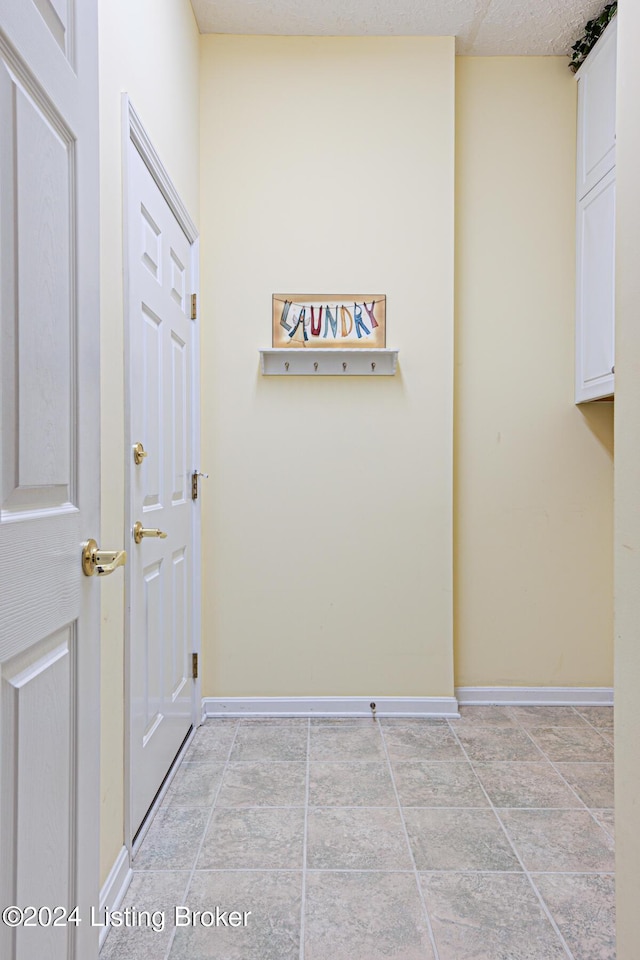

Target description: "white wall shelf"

left=260, top=348, right=398, bottom=376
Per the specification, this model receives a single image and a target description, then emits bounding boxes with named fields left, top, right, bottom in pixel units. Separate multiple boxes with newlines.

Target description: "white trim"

left=190, top=234, right=203, bottom=731
left=455, top=686, right=614, bottom=706
left=126, top=98, right=198, bottom=243
left=98, top=846, right=132, bottom=949
left=202, top=696, right=460, bottom=718
left=122, top=94, right=201, bottom=854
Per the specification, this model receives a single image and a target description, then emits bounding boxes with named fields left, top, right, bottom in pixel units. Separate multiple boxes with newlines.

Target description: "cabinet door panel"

left=577, top=18, right=617, bottom=200
left=575, top=169, right=615, bottom=402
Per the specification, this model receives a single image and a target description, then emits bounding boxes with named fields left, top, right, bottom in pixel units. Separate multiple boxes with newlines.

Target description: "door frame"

left=121, top=95, right=201, bottom=855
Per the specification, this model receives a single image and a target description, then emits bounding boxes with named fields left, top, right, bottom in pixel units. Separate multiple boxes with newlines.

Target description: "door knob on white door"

left=82, top=540, right=127, bottom=577
left=133, top=521, right=168, bottom=544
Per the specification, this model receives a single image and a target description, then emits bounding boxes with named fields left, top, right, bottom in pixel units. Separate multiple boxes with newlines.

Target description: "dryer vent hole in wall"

left=370, top=702, right=377, bottom=721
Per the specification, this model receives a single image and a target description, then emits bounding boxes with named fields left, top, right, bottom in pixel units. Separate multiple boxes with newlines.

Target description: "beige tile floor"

left=100, top=706, right=615, bottom=960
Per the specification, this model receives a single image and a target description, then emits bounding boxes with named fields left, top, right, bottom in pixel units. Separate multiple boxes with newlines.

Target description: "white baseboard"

left=202, top=696, right=460, bottom=718
left=99, top=845, right=132, bottom=949
left=455, top=686, right=614, bottom=706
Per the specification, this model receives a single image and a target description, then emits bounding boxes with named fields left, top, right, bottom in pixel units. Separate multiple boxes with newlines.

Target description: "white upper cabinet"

left=575, top=17, right=617, bottom=403
left=576, top=168, right=616, bottom=401
left=576, top=18, right=617, bottom=200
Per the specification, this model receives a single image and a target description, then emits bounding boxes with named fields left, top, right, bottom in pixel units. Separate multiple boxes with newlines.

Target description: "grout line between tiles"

left=450, top=757, right=544, bottom=763
left=299, top=718, right=311, bottom=960
left=183, top=868, right=304, bottom=873
left=571, top=709, right=614, bottom=739
left=187, top=759, right=308, bottom=764
left=528, top=870, right=616, bottom=876
left=522, top=724, right=614, bottom=746
left=506, top=715, right=615, bottom=841
left=213, top=804, right=307, bottom=810
left=470, top=759, right=612, bottom=766
left=130, top=865, right=617, bottom=876
left=378, top=720, right=442, bottom=960
left=581, top=717, right=615, bottom=745
left=163, top=803, right=603, bottom=812
left=317, top=758, right=464, bottom=764
left=113, top=711, right=614, bottom=960
left=162, top=719, right=241, bottom=960
left=373, top=805, right=595, bottom=812
left=446, top=719, right=577, bottom=960
left=397, top=867, right=616, bottom=877
left=184, top=755, right=612, bottom=765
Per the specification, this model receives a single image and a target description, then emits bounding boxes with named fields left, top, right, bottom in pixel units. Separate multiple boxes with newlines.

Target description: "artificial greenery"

left=569, top=1, right=617, bottom=72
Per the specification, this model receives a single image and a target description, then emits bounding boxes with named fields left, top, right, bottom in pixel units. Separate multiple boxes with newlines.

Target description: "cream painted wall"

left=95, top=20, right=615, bottom=884
left=98, top=0, right=199, bottom=884
left=614, top=2, right=640, bottom=953
left=199, top=37, right=455, bottom=699
left=454, top=57, right=614, bottom=688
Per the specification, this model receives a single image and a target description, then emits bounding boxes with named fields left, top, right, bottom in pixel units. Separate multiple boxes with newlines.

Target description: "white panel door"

left=127, top=141, right=196, bottom=837
left=0, top=1, right=101, bottom=959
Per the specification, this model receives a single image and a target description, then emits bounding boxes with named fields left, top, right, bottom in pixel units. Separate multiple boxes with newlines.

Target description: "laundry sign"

left=272, top=294, right=386, bottom=349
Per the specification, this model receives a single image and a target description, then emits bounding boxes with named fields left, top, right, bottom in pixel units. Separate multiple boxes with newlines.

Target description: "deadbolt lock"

left=133, top=442, right=148, bottom=465
left=133, top=521, right=168, bottom=544
left=82, top=540, right=127, bottom=577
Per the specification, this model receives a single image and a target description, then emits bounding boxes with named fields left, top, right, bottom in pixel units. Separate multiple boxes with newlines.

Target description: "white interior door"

left=0, top=1, right=101, bottom=958
left=126, top=121, right=199, bottom=838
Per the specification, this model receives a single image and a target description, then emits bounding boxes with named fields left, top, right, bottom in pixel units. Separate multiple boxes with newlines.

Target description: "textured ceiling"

left=190, top=0, right=605, bottom=55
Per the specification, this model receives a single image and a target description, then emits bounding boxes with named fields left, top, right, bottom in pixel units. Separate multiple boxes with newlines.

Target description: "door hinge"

left=190, top=293, right=197, bottom=320
left=192, top=652, right=199, bottom=680
left=191, top=470, right=209, bottom=501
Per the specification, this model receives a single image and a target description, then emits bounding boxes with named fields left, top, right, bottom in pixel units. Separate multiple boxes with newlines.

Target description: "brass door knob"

left=133, top=521, right=168, bottom=544
left=133, top=442, right=148, bottom=465
left=82, top=540, right=127, bottom=577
